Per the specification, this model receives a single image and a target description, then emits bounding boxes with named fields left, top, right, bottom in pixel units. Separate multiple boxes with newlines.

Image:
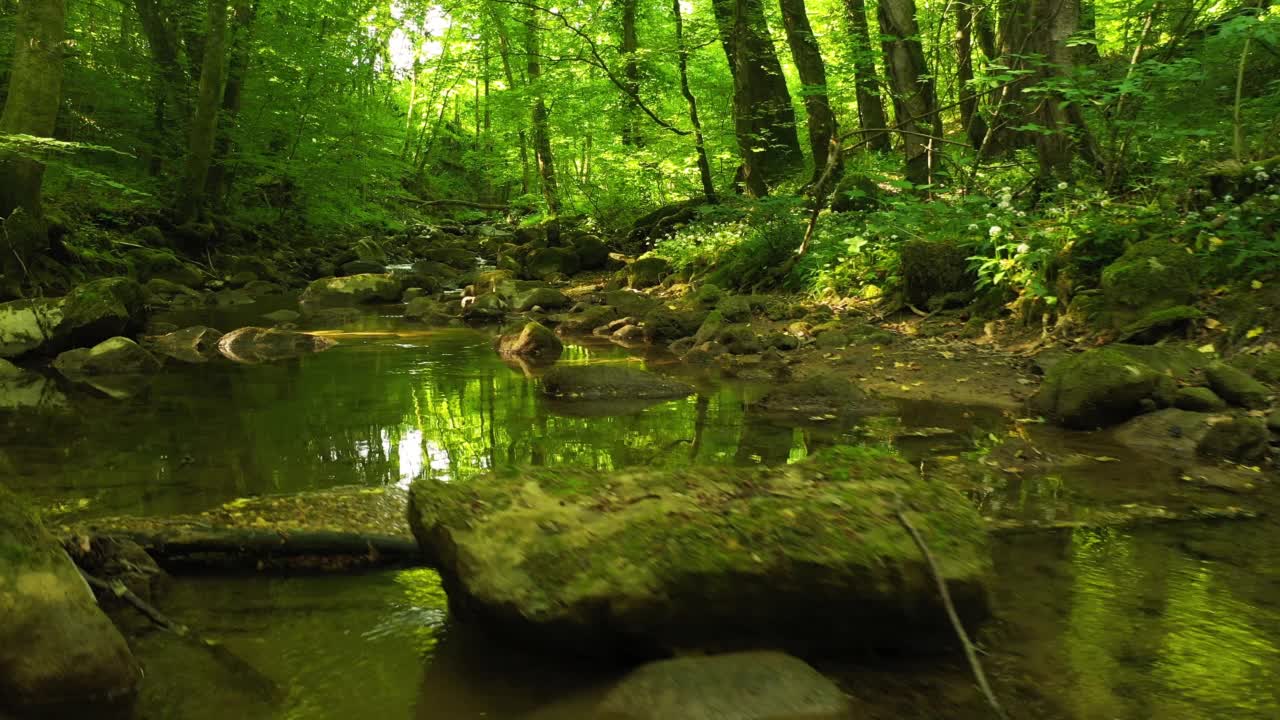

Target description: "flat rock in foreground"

left=540, top=365, right=693, bottom=401
left=409, top=447, right=992, bottom=660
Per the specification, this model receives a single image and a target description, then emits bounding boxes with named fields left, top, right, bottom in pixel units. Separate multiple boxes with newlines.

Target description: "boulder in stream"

left=300, top=274, right=402, bottom=310
left=1114, top=408, right=1271, bottom=464
left=150, top=326, right=225, bottom=363
left=217, top=327, right=336, bottom=364
left=409, top=446, right=992, bottom=660
left=540, top=365, right=693, bottom=401
left=54, top=337, right=161, bottom=377
left=496, top=322, right=563, bottom=362
left=516, top=287, right=573, bottom=312
left=0, top=278, right=146, bottom=359
left=0, top=484, right=141, bottom=714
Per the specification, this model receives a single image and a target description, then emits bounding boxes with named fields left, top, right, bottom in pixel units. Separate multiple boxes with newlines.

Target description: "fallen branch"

left=95, top=526, right=421, bottom=565
left=80, top=567, right=189, bottom=636
left=897, top=505, right=1008, bottom=720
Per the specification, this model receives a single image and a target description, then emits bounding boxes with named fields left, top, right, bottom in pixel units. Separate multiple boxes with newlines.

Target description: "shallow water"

left=3, top=303, right=1278, bottom=719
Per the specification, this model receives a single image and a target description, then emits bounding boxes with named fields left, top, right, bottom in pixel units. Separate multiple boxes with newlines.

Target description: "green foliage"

left=652, top=197, right=806, bottom=292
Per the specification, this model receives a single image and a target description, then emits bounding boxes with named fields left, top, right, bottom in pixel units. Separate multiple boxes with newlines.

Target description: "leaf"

left=1197, top=343, right=1216, bottom=354
left=1251, top=280, right=1264, bottom=290
left=1246, top=327, right=1264, bottom=339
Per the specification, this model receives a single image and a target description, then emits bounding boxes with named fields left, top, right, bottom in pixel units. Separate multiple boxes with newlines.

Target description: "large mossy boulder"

left=556, top=305, right=618, bottom=335
left=627, top=257, right=671, bottom=289
left=124, top=248, right=204, bottom=288
left=516, top=287, right=573, bottom=312
left=299, top=274, right=402, bottom=310
left=408, top=446, right=992, bottom=659
left=59, top=277, right=147, bottom=349
left=496, top=322, right=563, bottom=362
left=1032, top=347, right=1175, bottom=429
left=216, top=327, right=336, bottom=364
left=0, top=299, right=62, bottom=358
left=526, top=248, right=580, bottom=281
left=900, top=239, right=974, bottom=307
left=1100, top=239, right=1198, bottom=316
left=540, top=365, right=693, bottom=401
left=570, top=234, right=610, bottom=271
left=1114, top=409, right=1271, bottom=464
left=589, top=652, right=851, bottom=720
left=0, top=485, right=141, bottom=714
left=641, top=307, right=704, bottom=345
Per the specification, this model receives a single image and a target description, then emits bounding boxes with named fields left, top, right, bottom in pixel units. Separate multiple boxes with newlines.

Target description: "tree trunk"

left=176, top=0, right=228, bottom=224
left=489, top=7, right=531, bottom=194
left=778, top=0, right=837, bottom=182
left=525, top=6, right=560, bottom=213
left=133, top=0, right=192, bottom=124
left=672, top=0, right=716, bottom=202
left=987, top=0, right=1038, bottom=155
left=878, top=0, right=941, bottom=186
left=620, top=0, right=642, bottom=147
left=1031, top=0, right=1084, bottom=181
left=841, top=0, right=890, bottom=152
left=710, top=0, right=802, bottom=196
left=0, top=0, right=67, bottom=280
left=955, top=0, right=988, bottom=149
left=207, top=0, right=256, bottom=208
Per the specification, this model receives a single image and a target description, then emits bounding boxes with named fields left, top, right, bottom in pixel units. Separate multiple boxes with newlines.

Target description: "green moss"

left=1118, top=305, right=1203, bottom=343
left=0, top=484, right=55, bottom=567
left=1100, top=239, right=1198, bottom=312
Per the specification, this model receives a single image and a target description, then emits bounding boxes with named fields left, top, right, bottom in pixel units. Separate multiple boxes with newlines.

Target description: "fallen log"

left=93, top=526, right=420, bottom=565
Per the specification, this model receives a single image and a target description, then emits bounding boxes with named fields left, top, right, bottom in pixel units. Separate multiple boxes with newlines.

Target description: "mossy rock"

left=0, top=484, right=141, bottom=712
left=540, top=365, right=693, bottom=401
left=1197, top=417, right=1270, bottom=463
left=1100, top=239, right=1197, bottom=315
left=54, top=337, right=161, bottom=377
left=421, top=247, right=477, bottom=270
left=570, top=234, right=610, bottom=271
left=900, top=239, right=975, bottom=307
left=603, top=290, right=661, bottom=317
left=556, top=305, right=619, bottom=335
left=693, top=283, right=725, bottom=307
left=515, top=287, right=573, bottom=312
left=1106, top=344, right=1208, bottom=381
left=1174, top=387, right=1228, bottom=412
left=407, top=446, right=991, bottom=660
left=526, top=247, right=580, bottom=281
left=58, top=277, right=147, bottom=351
left=1231, top=352, right=1280, bottom=386
left=642, top=307, right=704, bottom=344
left=830, top=173, right=882, bottom=213
left=628, top=257, right=672, bottom=289
left=0, top=298, right=64, bottom=358
left=1117, top=305, right=1203, bottom=344
left=1205, top=363, right=1270, bottom=409
left=714, top=324, right=763, bottom=355
left=495, top=322, right=564, bottom=362
left=404, top=298, right=455, bottom=326
left=124, top=248, right=204, bottom=288
left=216, top=327, right=336, bottom=364
left=300, top=274, right=402, bottom=310
left=1032, top=347, right=1175, bottom=429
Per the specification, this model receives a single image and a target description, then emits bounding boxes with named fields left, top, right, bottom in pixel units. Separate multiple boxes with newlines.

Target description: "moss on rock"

left=1033, top=347, right=1175, bottom=429
left=1100, top=239, right=1197, bottom=314
left=407, top=446, right=991, bottom=659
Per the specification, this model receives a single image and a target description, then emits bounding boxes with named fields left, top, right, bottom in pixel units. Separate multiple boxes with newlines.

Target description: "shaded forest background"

left=0, top=0, right=1278, bottom=323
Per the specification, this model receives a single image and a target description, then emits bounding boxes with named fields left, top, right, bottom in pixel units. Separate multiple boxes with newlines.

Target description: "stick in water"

left=895, top=506, right=1009, bottom=720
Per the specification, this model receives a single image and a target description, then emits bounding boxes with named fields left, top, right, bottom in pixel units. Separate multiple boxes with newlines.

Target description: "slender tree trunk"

left=490, top=7, right=531, bottom=194
left=0, top=0, right=66, bottom=280
left=525, top=6, right=560, bottom=213
left=841, top=0, right=891, bottom=152
left=1032, top=0, right=1081, bottom=181
left=207, top=0, right=256, bottom=208
left=711, top=0, right=803, bottom=196
left=133, top=0, right=192, bottom=123
left=955, top=0, right=988, bottom=149
left=672, top=0, right=716, bottom=202
left=402, top=60, right=420, bottom=159
left=620, top=0, right=642, bottom=146
left=177, top=0, right=228, bottom=224
left=778, top=0, right=837, bottom=182
left=878, top=0, right=941, bottom=186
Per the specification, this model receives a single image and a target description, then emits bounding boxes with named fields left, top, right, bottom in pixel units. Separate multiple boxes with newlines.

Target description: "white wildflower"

left=1016, top=210, right=1027, bottom=218
left=968, top=224, right=979, bottom=231
left=1057, top=181, right=1069, bottom=190
left=989, top=226, right=1003, bottom=238
left=1016, top=243, right=1030, bottom=255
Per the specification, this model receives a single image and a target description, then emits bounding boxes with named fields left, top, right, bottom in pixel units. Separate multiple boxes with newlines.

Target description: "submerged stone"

left=408, top=446, right=991, bottom=660
left=150, top=326, right=225, bottom=364
left=0, top=484, right=141, bottom=713
left=540, top=365, right=693, bottom=401
left=758, top=374, right=881, bottom=419
left=592, top=652, right=851, bottom=720
left=54, top=337, right=161, bottom=377
left=1114, top=409, right=1271, bottom=464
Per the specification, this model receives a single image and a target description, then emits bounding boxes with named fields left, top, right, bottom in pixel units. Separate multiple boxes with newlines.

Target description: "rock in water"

left=408, top=446, right=991, bottom=659
left=299, top=274, right=402, bottom=310
left=151, top=326, right=225, bottom=363
left=540, top=365, right=693, bottom=401
left=54, top=337, right=161, bottom=376
left=496, top=322, right=563, bottom=362
left=1032, top=347, right=1174, bottom=429
left=0, top=298, right=62, bottom=358
left=0, top=484, right=141, bottom=713
left=758, top=374, right=883, bottom=418
left=593, top=652, right=851, bottom=720
left=217, top=327, right=336, bottom=364
left=58, top=278, right=148, bottom=350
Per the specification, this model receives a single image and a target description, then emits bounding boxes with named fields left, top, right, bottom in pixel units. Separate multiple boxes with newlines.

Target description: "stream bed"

left=2, top=303, right=1278, bottom=720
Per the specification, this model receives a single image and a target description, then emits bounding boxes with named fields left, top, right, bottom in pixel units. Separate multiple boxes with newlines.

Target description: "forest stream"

left=3, top=297, right=1278, bottom=720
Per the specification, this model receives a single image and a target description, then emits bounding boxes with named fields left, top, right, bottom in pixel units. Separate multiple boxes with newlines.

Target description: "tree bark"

left=955, top=0, right=988, bottom=149
left=176, top=0, right=228, bottom=224
left=778, top=0, right=837, bottom=182
left=841, top=0, right=891, bottom=152
left=0, top=0, right=67, bottom=279
left=207, top=0, right=257, bottom=207
left=525, top=5, right=560, bottom=213
left=878, top=0, right=942, bottom=186
left=1031, top=0, right=1081, bottom=180
left=710, top=0, right=803, bottom=196
left=672, top=0, right=716, bottom=202
left=620, top=0, right=642, bottom=146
